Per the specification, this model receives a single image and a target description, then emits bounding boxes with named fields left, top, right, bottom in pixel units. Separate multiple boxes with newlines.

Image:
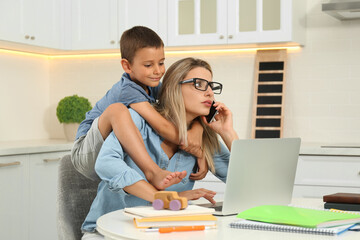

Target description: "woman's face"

left=181, top=67, right=214, bottom=124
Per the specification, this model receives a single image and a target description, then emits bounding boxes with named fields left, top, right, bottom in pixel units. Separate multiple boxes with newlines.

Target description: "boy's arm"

left=131, top=102, right=203, bottom=158
left=130, top=102, right=180, bottom=144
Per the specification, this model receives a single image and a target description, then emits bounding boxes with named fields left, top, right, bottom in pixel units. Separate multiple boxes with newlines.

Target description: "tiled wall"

left=2, top=0, right=360, bottom=143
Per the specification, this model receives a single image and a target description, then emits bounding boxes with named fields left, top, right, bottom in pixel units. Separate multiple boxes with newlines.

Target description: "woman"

left=81, top=58, right=239, bottom=239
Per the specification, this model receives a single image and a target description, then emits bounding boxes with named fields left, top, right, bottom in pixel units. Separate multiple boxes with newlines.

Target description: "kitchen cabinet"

left=167, top=0, right=305, bottom=46
left=0, top=0, right=60, bottom=49
left=0, top=141, right=71, bottom=240
left=28, top=152, right=65, bottom=240
left=293, top=155, right=360, bottom=198
left=69, top=0, right=167, bottom=50
left=0, top=155, right=29, bottom=240
left=194, top=154, right=360, bottom=201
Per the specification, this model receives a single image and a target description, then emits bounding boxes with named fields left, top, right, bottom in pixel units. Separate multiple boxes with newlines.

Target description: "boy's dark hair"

left=120, top=26, right=164, bottom=63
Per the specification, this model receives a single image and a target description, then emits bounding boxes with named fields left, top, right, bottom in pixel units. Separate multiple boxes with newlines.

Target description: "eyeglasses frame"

left=179, top=78, right=223, bottom=94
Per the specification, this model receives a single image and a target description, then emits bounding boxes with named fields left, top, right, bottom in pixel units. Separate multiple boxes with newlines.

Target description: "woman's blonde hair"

left=155, top=58, right=220, bottom=173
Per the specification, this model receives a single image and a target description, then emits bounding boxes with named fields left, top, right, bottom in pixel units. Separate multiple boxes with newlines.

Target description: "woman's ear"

left=121, top=59, right=132, bottom=74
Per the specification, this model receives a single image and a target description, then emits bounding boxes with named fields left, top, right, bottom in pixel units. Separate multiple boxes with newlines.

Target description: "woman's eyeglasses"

left=179, top=78, right=223, bottom=94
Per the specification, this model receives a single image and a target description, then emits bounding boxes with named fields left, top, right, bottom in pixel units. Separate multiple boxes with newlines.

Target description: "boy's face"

left=123, top=47, right=165, bottom=90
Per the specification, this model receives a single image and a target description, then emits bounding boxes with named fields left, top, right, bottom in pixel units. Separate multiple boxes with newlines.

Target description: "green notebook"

left=237, top=205, right=360, bottom=228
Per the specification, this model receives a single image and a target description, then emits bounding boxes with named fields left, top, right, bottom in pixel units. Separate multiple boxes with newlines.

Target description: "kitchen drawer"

left=294, top=155, right=360, bottom=187
left=293, top=185, right=360, bottom=199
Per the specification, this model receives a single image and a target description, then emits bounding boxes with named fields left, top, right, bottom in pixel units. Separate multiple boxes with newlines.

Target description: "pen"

left=144, top=225, right=215, bottom=233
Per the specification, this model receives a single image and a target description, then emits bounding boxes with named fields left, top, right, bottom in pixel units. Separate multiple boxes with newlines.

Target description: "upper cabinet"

left=68, top=0, right=167, bottom=50
left=0, top=0, right=60, bottom=49
left=0, top=0, right=305, bottom=51
left=167, top=0, right=306, bottom=47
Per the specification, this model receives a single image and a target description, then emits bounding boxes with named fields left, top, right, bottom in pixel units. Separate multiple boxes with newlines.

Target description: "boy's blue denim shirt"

left=76, top=73, right=161, bottom=139
left=81, top=109, right=230, bottom=232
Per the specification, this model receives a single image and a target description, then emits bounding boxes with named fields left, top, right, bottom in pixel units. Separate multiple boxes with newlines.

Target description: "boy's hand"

left=190, top=157, right=208, bottom=180
left=180, top=120, right=203, bottom=158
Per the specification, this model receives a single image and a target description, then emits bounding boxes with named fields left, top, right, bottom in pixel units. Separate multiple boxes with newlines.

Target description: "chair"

left=57, top=154, right=99, bottom=240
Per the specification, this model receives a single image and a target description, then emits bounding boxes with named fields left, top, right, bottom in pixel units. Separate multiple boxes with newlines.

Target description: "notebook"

left=230, top=220, right=357, bottom=236
left=123, top=205, right=214, bottom=218
left=236, top=205, right=360, bottom=228
left=132, top=214, right=217, bottom=228
left=200, top=138, right=301, bottom=216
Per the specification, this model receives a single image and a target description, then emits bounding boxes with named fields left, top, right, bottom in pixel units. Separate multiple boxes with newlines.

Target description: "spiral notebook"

left=229, top=220, right=356, bottom=236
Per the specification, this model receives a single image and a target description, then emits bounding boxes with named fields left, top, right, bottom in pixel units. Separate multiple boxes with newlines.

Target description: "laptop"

left=200, top=138, right=301, bottom=216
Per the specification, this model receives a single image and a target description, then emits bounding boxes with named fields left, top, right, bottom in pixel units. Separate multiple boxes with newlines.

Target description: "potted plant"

left=56, top=95, right=92, bottom=141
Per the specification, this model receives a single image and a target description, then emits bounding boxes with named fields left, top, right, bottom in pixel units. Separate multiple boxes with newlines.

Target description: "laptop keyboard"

left=209, top=205, right=223, bottom=212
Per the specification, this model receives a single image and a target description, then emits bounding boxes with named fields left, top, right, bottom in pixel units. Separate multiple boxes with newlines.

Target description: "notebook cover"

left=236, top=205, right=360, bottom=228
left=323, top=193, right=360, bottom=204
left=230, top=219, right=356, bottom=236
left=124, top=205, right=215, bottom=218
left=133, top=214, right=217, bottom=228
left=324, top=202, right=360, bottom=211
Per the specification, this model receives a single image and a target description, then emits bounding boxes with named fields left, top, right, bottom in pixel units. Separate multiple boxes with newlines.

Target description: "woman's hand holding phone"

left=202, top=102, right=239, bottom=150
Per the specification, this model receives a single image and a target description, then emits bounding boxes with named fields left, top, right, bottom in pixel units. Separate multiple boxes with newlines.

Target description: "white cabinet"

left=293, top=155, right=360, bottom=198
left=0, top=155, right=29, bottom=240
left=69, top=0, right=118, bottom=50
left=28, top=151, right=66, bottom=240
left=69, top=0, right=167, bottom=50
left=0, top=149, right=70, bottom=240
left=167, top=0, right=305, bottom=47
left=194, top=154, right=360, bottom=201
left=0, top=0, right=60, bottom=49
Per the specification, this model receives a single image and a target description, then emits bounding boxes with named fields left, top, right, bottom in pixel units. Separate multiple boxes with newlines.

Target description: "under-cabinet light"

left=1, top=46, right=301, bottom=59
left=0, top=48, right=49, bottom=58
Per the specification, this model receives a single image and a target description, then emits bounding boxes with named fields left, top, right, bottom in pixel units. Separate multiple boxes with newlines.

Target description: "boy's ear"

left=121, top=59, right=132, bottom=74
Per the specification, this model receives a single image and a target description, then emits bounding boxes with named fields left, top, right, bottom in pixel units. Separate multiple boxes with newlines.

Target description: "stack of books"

left=230, top=205, right=360, bottom=235
left=323, top=193, right=360, bottom=211
left=123, top=205, right=217, bottom=229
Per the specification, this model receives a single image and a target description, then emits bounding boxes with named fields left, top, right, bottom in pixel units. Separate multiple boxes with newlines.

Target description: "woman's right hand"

left=202, top=102, right=239, bottom=150
left=178, top=188, right=217, bottom=205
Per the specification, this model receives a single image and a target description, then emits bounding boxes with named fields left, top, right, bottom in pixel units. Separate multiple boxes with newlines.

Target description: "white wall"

left=0, top=52, right=51, bottom=141
left=2, top=0, right=360, bottom=143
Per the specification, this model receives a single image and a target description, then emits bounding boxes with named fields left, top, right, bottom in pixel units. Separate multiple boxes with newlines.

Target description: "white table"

left=96, top=198, right=360, bottom=240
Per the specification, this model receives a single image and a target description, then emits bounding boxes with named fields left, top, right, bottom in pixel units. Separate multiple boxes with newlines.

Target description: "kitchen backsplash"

left=1, top=0, right=360, bottom=143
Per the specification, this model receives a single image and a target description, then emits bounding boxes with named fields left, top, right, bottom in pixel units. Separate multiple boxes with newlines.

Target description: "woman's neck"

left=186, top=113, right=197, bottom=128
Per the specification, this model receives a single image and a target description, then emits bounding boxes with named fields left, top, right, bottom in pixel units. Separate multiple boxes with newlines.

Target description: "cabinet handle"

left=25, top=35, right=30, bottom=39
left=43, top=158, right=61, bottom=163
left=219, top=35, right=224, bottom=39
left=228, top=35, right=233, bottom=39
left=30, top=36, right=35, bottom=40
left=0, top=161, right=21, bottom=168
left=110, top=40, right=115, bottom=44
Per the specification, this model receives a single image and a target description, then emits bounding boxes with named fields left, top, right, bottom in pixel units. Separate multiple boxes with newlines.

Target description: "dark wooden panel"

left=259, top=62, right=284, bottom=71
left=259, top=73, right=283, bottom=82
left=257, top=96, right=282, bottom=104
left=256, top=118, right=281, bottom=127
left=258, top=84, right=283, bottom=93
left=257, top=107, right=281, bottom=116
left=255, top=130, right=281, bottom=138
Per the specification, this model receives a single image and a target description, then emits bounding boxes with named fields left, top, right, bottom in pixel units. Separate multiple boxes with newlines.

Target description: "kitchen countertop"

left=0, top=139, right=360, bottom=156
left=0, top=139, right=73, bottom=156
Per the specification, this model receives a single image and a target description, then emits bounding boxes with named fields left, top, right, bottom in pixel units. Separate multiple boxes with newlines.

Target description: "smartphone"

left=206, top=101, right=218, bottom=123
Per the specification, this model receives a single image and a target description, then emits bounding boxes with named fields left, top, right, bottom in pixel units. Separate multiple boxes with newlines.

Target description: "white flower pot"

left=63, top=123, right=80, bottom=141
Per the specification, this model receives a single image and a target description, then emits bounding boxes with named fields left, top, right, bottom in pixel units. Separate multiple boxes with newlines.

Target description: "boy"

left=71, top=26, right=208, bottom=190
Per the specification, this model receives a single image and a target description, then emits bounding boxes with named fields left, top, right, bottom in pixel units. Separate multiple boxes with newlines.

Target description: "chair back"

left=57, top=154, right=99, bottom=240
